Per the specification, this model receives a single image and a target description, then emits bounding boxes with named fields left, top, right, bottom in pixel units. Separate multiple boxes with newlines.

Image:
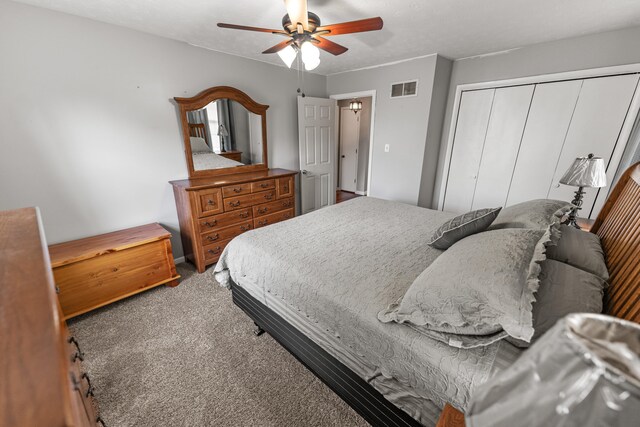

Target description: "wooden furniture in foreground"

left=1, top=207, right=102, bottom=426
left=435, top=404, right=465, bottom=427
left=49, top=223, right=180, bottom=320
left=171, top=168, right=297, bottom=273
left=436, top=161, right=640, bottom=426
left=218, top=150, right=243, bottom=162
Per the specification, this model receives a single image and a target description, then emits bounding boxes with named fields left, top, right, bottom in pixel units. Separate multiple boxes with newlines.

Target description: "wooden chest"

left=1, top=207, right=103, bottom=426
left=49, top=223, right=180, bottom=320
left=170, top=168, right=297, bottom=273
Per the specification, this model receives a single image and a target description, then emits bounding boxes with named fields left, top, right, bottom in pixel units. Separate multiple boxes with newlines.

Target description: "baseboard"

left=355, top=191, right=367, bottom=196
left=174, top=256, right=186, bottom=264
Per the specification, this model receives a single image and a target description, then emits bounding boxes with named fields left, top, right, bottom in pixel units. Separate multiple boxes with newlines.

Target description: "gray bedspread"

left=214, top=197, right=522, bottom=426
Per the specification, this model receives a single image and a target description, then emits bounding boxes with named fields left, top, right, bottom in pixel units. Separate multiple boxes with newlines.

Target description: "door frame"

left=438, top=62, right=640, bottom=211
left=330, top=90, right=376, bottom=196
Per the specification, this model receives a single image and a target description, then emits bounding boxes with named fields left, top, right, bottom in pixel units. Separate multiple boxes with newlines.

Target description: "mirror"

left=175, top=86, right=269, bottom=178
left=187, top=99, right=263, bottom=171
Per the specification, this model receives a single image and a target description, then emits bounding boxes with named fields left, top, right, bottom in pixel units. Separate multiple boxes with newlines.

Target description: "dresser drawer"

left=251, top=179, right=276, bottom=192
left=276, top=176, right=294, bottom=199
left=222, top=182, right=251, bottom=197
left=202, top=238, right=234, bottom=264
left=224, top=190, right=276, bottom=212
left=196, top=188, right=224, bottom=217
left=198, top=209, right=252, bottom=232
left=200, top=221, right=252, bottom=246
left=253, top=197, right=294, bottom=217
left=254, top=208, right=294, bottom=229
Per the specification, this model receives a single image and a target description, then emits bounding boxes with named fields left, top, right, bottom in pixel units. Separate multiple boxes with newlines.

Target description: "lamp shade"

left=217, top=124, right=229, bottom=137
left=559, top=154, right=607, bottom=188
left=466, top=313, right=640, bottom=427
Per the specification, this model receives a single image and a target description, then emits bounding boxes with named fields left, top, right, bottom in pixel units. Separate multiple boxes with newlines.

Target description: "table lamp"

left=559, top=153, right=607, bottom=228
left=217, top=124, right=229, bottom=152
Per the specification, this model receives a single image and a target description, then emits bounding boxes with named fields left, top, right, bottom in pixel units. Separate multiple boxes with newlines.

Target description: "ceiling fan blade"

left=316, top=17, right=383, bottom=36
left=312, top=36, right=348, bottom=56
left=217, top=23, right=287, bottom=35
left=284, top=0, right=309, bottom=32
left=262, top=39, right=293, bottom=54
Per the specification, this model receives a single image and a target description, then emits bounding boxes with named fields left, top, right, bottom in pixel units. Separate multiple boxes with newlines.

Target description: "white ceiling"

left=15, top=0, right=640, bottom=75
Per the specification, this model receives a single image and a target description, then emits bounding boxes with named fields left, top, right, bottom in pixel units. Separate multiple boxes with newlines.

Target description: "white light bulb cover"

left=277, top=44, right=297, bottom=68
left=301, top=41, right=320, bottom=70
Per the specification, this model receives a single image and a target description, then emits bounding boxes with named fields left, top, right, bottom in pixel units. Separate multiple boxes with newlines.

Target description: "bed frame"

left=230, top=162, right=640, bottom=426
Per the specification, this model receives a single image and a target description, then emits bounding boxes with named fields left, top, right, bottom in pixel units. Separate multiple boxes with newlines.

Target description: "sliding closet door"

left=547, top=74, right=640, bottom=217
left=471, top=85, right=534, bottom=209
left=443, top=89, right=494, bottom=213
left=506, top=80, right=582, bottom=206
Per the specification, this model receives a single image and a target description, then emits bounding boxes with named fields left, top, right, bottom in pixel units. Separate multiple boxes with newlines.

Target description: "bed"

left=213, top=162, right=640, bottom=426
left=192, top=151, right=243, bottom=170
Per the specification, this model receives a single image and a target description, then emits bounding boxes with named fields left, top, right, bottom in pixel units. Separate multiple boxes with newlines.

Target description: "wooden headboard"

left=188, top=123, right=209, bottom=146
left=591, top=161, right=640, bottom=323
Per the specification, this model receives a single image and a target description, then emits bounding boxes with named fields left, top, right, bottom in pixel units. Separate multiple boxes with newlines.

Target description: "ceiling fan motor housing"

left=282, top=11, right=321, bottom=33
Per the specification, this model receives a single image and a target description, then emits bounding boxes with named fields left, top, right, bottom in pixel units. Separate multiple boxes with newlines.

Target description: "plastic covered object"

left=466, top=313, right=640, bottom=427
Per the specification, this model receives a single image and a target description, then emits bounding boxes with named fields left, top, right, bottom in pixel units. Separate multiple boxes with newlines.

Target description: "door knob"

left=341, top=155, right=345, bottom=158
left=302, top=170, right=311, bottom=175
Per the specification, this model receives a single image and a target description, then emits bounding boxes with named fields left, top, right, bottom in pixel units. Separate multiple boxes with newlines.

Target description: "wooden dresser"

left=1, top=207, right=102, bottom=426
left=170, top=168, right=297, bottom=273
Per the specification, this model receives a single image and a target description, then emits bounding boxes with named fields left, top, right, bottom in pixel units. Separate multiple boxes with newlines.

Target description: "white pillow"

left=190, top=137, right=211, bottom=153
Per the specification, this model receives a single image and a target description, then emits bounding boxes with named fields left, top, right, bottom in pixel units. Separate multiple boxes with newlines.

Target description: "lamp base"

left=561, top=187, right=585, bottom=229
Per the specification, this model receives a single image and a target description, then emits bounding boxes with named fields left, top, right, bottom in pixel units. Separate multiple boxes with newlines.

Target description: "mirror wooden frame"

left=174, top=86, right=269, bottom=179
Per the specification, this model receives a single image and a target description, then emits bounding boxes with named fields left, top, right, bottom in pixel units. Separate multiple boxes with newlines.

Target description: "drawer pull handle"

left=284, top=214, right=291, bottom=219
left=204, top=220, right=217, bottom=227
left=258, top=220, right=268, bottom=226
left=240, top=225, right=250, bottom=231
left=206, top=234, right=219, bottom=242
left=264, top=194, right=273, bottom=201
left=82, top=372, right=94, bottom=397
left=260, top=183, right=269, bottom=188
left=229, top=201, right=241, bottom=207
left=258, top=207, right=268, bottom=214
left=69, top=337, right=84, bottom=362
left=233, top=187, right=243, bottom=193
left=96, top=417, right=107, bottom=427
left=208, top=247, right=222, bottom=255
left=283, top=201, right=291, bottom=207
left=207, top=199, right=216, bottom=206
left=239, top=212, right=249, bottom=218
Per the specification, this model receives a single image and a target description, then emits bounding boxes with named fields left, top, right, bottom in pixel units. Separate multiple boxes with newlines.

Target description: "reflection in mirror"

left=186, top=99, right=264, bottom=171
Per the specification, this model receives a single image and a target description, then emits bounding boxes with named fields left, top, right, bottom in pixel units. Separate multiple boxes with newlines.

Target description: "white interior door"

left=472, top=85, right=534, bottom=209
left=339, top=107, right=359, bottom=192
left=443, top=89, right=495, bottom=213
left=298, top=96, right=337, bottom=214
left=547, top=74, right=640, bottom=218
left=506, top=80, right=583, bottom=206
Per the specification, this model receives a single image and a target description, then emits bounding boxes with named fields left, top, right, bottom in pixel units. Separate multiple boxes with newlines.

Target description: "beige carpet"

left=69, top=263, right=368, bottom=427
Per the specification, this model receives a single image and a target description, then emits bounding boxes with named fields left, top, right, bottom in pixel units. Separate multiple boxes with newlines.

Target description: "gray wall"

left=327, top=55, right=440, bottom=205
left=433, top=26, right=640, bottom=207
left=418, top=56, right=452, bottom=208
left=0, top=0, right=326, bottom=257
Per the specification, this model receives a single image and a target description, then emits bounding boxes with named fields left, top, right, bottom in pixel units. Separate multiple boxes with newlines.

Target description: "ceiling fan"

left=217, top=0, right=383, bottom=71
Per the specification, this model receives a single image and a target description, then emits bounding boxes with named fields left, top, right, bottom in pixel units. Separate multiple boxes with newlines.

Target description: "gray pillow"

left=489, top=199, right=572, bottom=230
left=531, top=259, right=605, bottom=342
left=427, top=207, right=502, bottom=250
left=379, top=227, right=555, bottom=347
left=546, top=225, right=609, bottom=280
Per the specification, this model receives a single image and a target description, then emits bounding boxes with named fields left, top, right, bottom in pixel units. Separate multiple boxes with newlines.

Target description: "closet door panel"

left=506, top=80, right=582, bottom=206
left=548, top=74, right=640, bottom=217
left=443, top=89, right=495, bottom=213
left=472, top=85, right=534, bottom=210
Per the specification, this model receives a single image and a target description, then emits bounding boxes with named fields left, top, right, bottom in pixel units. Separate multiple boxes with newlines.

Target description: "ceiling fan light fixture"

left=277, top=44, right=297, bottom=68
left=349, top=99, right=363, bottom=114
left=301, top=41, right=320, bottom=70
